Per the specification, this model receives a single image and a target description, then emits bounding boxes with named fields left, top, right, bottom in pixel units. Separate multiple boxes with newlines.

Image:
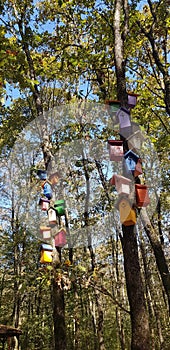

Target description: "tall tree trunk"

left=114, top=0, right=150, bottom=348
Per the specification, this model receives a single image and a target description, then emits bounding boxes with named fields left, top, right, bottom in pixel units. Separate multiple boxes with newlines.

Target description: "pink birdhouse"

left=108, top=140, right=124, bottom=161
left=127, top=92, right=139, bottom=108
left=134, top=159, right=143, bottom=177
left=48, top=207, right=57, bottom=226
left=135, top=184, right=150, bottom=207
left=39, top=198, right=50, bottom=211
left=54, top=229, right=67, bottom=248
left=114, top=174, right=132, bottom=195
left=40, top=226, right=51, bottom=240
left=127, top=130, right=145, bottom=151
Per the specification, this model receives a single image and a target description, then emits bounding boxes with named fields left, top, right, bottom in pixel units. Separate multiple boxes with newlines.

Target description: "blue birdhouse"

left=43, top=182, right=52, bottom=200
left=124, top=150, right=139, bottom=175
left=37, top=169, right=47, bottom=180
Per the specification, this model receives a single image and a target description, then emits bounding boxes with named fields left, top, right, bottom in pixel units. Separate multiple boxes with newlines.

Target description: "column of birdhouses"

left=106, top=93, right=150, bottom=226
left=37, top=170, right=67, bottom=263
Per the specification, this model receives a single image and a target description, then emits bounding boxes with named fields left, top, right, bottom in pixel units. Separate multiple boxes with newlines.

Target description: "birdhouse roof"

left=124, top=150, right=139, bottom=161
left=40, top=243, right=53, bottom=251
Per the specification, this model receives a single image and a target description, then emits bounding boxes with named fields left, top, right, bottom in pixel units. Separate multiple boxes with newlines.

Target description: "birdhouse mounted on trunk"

left=40, top=226, right=51, bottom=240
left=49, top=172, right=60, bottom=185
left=54, top=228, right=67, bottom=248
left=124, top=150, right=139, bottom=175
left=105, top=100, right=121, bottom=115
left=127, top=92, right=139, bottom=109
left=40, top=243, right=53, bottom=263
left=43, top=182, right=52, bottom=200
left=134, top=159, right=143, bottom=177
left=48, top=207, right=57, bottom=226
left=127, top=130, right=145, bottom=152
left=54, top=200, right=66, bottom=216
left=117, top=197, right=136, bottom=226
left=114, top=174, right=132, bottom=195
left=135, top=184, right=150, bottom=207
left=117, top=107, right=131, bottom=128
left=37, top=169, right=47, bottom=180
left=108, top=140, right=124, bottom=161
left=39, top=198, right=50, bottom=211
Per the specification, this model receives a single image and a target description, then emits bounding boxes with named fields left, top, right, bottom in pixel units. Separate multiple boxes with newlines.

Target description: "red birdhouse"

left=108, top=140, right=124, bottom=161
left=54, top=229, right=67, bottom=248
left=134, top=159, right=143, bottom=177
left=135, top=184, right=150, bottom=207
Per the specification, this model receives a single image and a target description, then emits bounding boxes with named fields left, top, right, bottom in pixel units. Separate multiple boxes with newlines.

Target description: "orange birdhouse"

left=134, top=159, right=143, bottom=177
left=135, top=184, right=150, bottom=207
left=117, top=197, right=136, bottom=226
left=108, top=140, right=124, bottom=161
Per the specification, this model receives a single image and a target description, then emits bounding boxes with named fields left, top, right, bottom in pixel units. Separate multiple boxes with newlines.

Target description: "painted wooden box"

left=127, top=92, right=139, bottom=108
left=105, top=100, right=121, bottom=114
left=108, top=140, right=124, bottom=161
left=54, top=200, right=66, bottom=216
left=124, top=150, right=139, bottom=174
left=48, top=207, right=57, bottom=226
left=113, top=174, right=132, bottom=195
left=43, top=182, right=52, bottom=200
left=116, top=107, right=131, bottom=129
left=54, top=229, right=67, bottom=248
left=135, top=184, right=150, bottom=207
left=127, top=130, right=145, bottom=151
left=40, top=244, right=53, bottom=263
left=39, top=198, right=50, bottom=211
left=118, top=198, right=136, bottom=226
left=134, top=159, right=143, bottom=177
left=40, top=226, right=51, bottom=240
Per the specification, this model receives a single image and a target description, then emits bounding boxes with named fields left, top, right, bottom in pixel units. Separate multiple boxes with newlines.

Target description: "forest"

left=0, top=0, right=169, bottom=349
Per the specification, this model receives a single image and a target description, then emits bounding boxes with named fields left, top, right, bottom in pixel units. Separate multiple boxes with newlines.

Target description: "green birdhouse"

left=54, top=199, right=66, bottom=216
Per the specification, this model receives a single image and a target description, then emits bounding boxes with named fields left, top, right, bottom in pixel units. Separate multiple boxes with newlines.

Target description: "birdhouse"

left=37, top=169, right=47, bottom=180
left=54, top=228, right=67, bottom=248
left=127, top=92, right=139, bottom=108
left=116, top=107, right=131, bottom=128
left=135, top=184, right=150, bottom=207
left=43, top=182, right=52, bottom=200
left=134, top=159, right=143, bottom=177
left=109, top=175, right=116, bottom=186
left=39, top=198, right=50, bottom=211
left=40, top=226, right=51, bottom=240
left=48, top=207, right=57, bottom=226
left=54, top=200, right=66, bottom=216
left=127, top=130, right=145, bottom=151
left=40, top=243, right=53, bottom=263
left=49, top=172, right=60, bottom=185
left=114, top=174, right=132, bottom=195
left=117, top=197, right=136, bottom=226
left=105, top=100, right=121, bottom=114
left=124, top=150, right=139, bottom=174
left=108, top=140, right=124, bottom=161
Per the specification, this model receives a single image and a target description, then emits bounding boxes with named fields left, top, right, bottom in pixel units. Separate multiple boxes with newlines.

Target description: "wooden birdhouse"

left=48, top=207, right=57, bottom=226
left=127, top=92, right=139, bottom=108
left=114, top=174, right=132, bottom=195
left=124, top=150, right=139, bottom=174
left=39, top=198, right=50, bottom=211
left=54, top=228, right=67, bottom=248
left=54, top=200, right=66, bottom=216
left=134, top=159, right=143, bottom=177
left=116, top=107, right=131, bottom=128
left=127, top=130, right=145, bottom=151
left=40, top=243, right=53, bottom=263
left=105, top=100, right=121, bottom=114
left=117, top=197, right=136, bottom=226
left=43, top=182, right=52, bottom=200
left=108, top=140, right=124, bottom=161
left=37, top=169, right=47, bottom=180
left=40, top=226, right=51, bottom=240
left=135, top=184, right=150, bottom=207
left=49, top=172, right=60, bottom=185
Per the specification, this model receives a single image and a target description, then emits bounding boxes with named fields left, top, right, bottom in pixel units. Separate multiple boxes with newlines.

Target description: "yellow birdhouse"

left=40, top=244, right=53, bottom=263
left=118, top=197, right=136, bottom=226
